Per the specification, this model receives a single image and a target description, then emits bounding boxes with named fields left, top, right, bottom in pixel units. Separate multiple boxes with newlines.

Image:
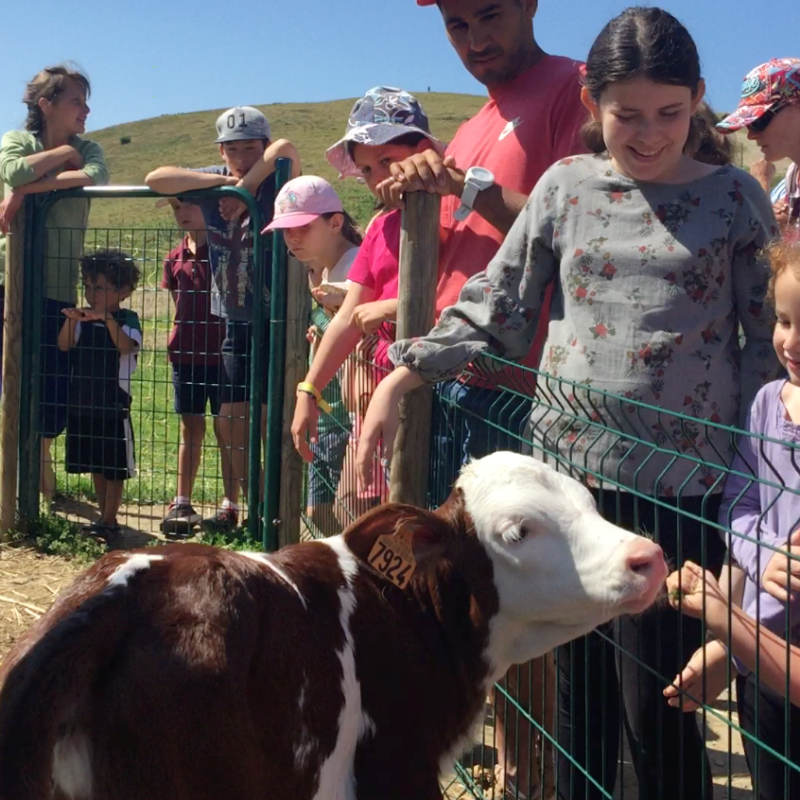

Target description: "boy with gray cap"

left=146, top=106, right=300, bottom=534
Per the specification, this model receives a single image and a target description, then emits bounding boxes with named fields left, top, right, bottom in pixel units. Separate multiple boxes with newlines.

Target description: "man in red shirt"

left=381, top=0, right=586, bottom=478
left=378, top=1, right=587, bottom=797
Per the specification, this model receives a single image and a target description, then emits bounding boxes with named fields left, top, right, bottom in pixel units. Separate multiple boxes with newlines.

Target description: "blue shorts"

left=307, top=427, right=350, bottom=506
left=171, top=362, right=221, bottom=416
left=219, top=320, right=270, bottom=405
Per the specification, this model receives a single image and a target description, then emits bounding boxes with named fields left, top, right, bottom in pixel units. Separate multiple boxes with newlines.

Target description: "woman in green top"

left=0, top=65, right=109, bottom=510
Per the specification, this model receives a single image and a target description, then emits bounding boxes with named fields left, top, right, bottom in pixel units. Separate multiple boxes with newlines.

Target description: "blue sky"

left=0, top=0, right=796, bottom=136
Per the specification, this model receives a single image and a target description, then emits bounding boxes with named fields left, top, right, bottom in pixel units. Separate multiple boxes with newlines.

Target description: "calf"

left=0, top=452, right=667, bottom=800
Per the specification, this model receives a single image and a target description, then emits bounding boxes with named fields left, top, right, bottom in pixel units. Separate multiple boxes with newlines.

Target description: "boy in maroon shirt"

left=158, top=198, right=230, bottom=536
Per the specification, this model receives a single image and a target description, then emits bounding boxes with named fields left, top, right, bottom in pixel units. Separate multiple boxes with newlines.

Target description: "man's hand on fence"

left=292, top=392, right=319, bottom=463
left=762, top=529, right=800, bottom=603
left=0, top=190, right=23, bottom=235
left=663, top=640, right=734, bottom=712
left=375, top=152, right=463, bottom=209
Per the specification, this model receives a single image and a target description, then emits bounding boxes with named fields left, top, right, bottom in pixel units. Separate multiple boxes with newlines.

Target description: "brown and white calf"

left=0, top=452, right=667, bottom=800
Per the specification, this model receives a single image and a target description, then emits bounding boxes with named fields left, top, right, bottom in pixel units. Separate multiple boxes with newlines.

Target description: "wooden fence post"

left=0, top=208, right=25, bottom=539
left=278, top=255, right=310, bottom=547
left=389, top=193, right=440, bottom=506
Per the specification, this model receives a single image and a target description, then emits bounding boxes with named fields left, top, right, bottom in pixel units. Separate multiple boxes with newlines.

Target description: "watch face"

left=468, top=166, right=494, bottom=188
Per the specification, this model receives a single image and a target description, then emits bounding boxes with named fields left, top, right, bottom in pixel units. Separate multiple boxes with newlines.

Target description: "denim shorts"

left=171, top=362, right=221, bottom=416
left=219, top=320, right=270, bottom=405
left=307, top=427, right=350, bottom=506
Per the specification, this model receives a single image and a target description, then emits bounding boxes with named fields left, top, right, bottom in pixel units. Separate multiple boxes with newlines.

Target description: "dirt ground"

left=0, top=509, right=754, bottom=800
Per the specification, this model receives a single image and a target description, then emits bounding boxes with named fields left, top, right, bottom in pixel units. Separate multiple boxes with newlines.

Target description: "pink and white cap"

left=263, top=176, right=344, bottom=232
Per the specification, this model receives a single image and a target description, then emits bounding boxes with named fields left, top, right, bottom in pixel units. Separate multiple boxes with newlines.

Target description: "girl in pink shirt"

left=291, top=87, right=444, bottom=505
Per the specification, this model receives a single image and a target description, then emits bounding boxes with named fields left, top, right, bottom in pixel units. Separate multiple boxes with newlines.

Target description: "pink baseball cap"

left=262, top=176, right=344, bottom=232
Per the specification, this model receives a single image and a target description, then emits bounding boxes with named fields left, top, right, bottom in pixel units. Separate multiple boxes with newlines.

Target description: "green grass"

left=87, top=93, right=487, bottom=231
left=13, top=515, right=106, bottom=564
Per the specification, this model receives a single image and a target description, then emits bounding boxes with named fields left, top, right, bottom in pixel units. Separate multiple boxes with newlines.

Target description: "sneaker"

left=161, top=503, right=202, bottom=538
left=80, top=521, right=122, bottom=540
left=200, top=507, right=239, bottom=535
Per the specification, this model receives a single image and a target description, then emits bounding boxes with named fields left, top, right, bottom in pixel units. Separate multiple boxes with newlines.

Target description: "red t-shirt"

left=161, top=239, right=226, bottom=365
left=438, top=55, right=587, bottom=376
left=347, top=210, right=402, bottom=370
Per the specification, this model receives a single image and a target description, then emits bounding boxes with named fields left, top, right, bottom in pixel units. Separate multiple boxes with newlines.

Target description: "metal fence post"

left=389, top=193, right=440, bottom=506
left=0, top=204, right=26, bottom=537
left=262, top=158, right=293, bottom=551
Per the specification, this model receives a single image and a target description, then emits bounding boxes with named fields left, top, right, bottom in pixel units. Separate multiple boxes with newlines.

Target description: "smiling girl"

left=0, top=65, right=109, bottom=510
left=354, top=8, right=780, bottom=799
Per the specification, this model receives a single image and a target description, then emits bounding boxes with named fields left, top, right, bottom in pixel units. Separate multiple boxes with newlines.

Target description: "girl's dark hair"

left=321, top=210, right=364, bottom=247
left=81, top=249, right=141, bottom=291
left=23, top=65, right=91, bottom=135
left=689, top=100, right=732, bottom=166
left=581, top=7, right=702, bottom=154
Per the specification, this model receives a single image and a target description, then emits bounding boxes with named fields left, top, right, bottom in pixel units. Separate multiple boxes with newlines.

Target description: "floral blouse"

left=391, top=154, right=782, bottom=497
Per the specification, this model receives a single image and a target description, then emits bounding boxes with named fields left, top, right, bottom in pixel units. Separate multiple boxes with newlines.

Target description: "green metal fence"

left=15, top=169, right=292, bottom=547
left=306, top=347, right=800, bottom=800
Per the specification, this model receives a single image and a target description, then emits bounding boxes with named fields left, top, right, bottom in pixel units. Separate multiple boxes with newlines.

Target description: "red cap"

left=416, top=0, right=436, bottom=4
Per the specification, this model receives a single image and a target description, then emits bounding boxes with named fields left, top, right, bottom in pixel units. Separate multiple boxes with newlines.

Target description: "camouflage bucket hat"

left=325, top=86, right=445, bottom=178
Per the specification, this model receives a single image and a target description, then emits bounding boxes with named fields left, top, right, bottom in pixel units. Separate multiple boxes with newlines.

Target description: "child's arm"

left=104, top=317, right=141, bottom=355
left=57, top=312, right=81, bottom=351
left=145, top=167, right=238, bottom=195
left=669, top=562, right=800, bottom=707
left=291, top=282, right=375, bottom=462
left=239, top=139, right=301, bottom=196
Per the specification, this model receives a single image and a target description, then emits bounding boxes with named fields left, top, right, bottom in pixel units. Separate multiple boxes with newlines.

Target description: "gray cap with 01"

left=215, top=106, right=271, bottom=143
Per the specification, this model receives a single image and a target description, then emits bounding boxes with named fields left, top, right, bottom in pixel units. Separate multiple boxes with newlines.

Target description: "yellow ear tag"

left=367, top=528, right=417, bottom=590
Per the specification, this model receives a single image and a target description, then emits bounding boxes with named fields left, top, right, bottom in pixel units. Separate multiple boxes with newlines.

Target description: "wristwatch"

left=454, top=166, right=495, bottom=222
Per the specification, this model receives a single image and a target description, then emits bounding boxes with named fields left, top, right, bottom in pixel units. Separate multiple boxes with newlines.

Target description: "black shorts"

left=171, top=363, right=221, bottom=416
left=219, top=320, right=270, bottom=405
left=66, top=411, right=136, bottom=482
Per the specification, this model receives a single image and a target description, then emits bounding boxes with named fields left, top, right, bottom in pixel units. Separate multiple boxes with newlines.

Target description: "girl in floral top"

left=354, top=8, right=780, bottom=800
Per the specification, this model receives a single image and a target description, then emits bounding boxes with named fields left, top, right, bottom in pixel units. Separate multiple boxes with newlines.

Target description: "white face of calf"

left=457, top=453, right=667, bottom=671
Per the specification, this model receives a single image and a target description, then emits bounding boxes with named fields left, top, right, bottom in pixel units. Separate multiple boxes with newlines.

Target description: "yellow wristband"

left=297, top=382, right=332, bottom=414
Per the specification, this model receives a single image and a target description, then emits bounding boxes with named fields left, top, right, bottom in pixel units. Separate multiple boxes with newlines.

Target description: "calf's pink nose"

left=624, top=540, right=666, bottom=578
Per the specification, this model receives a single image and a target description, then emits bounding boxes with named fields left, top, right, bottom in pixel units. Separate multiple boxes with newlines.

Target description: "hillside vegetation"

left=86, top=94, right=786, bottom=232
left=87, top=93, right=486, bottom=231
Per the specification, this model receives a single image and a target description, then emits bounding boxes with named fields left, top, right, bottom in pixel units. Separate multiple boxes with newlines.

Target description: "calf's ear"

left=343, top=503, right=450, bottom=576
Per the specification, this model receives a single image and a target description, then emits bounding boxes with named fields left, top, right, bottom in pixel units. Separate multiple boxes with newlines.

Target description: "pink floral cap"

left=717, top=58, right=800, bottom=132
left=262, top=176, right=344, bottom=232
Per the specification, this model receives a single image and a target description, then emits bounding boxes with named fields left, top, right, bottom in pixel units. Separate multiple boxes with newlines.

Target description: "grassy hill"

left=86, top=94, right=787, bottom=232
left=87, top=93, right=486, bottom=231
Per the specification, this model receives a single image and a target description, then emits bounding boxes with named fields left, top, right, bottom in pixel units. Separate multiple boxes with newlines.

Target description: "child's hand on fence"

left=62, top=307, right=104, bottom=322
left=775, top=200, right=790, bottom=229
left=351, top=301, right=391, bottom=335
left=306, top=325, right=319, bottom=344
left=375, top=152, right=462, bottom=209
left=0, top=190, right=24, bottom=234
left=219, top=197, right=247, bottom=222
left=762, top=529, right=800, bottom=603
left=291, top=392, right=319, bottom=463
left=663, top=640, right=734, bottom=711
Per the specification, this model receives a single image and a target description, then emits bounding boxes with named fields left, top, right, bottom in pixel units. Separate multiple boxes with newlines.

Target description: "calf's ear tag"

left=367, top=527, right=417, bottom=590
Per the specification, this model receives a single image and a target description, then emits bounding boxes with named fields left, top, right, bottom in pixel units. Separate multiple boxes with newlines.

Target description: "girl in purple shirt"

left=667, top=237, right=800, bottom=799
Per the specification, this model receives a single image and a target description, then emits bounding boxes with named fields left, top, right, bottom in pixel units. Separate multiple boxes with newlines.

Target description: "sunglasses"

left=748, top=104, right=785, bottom=134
